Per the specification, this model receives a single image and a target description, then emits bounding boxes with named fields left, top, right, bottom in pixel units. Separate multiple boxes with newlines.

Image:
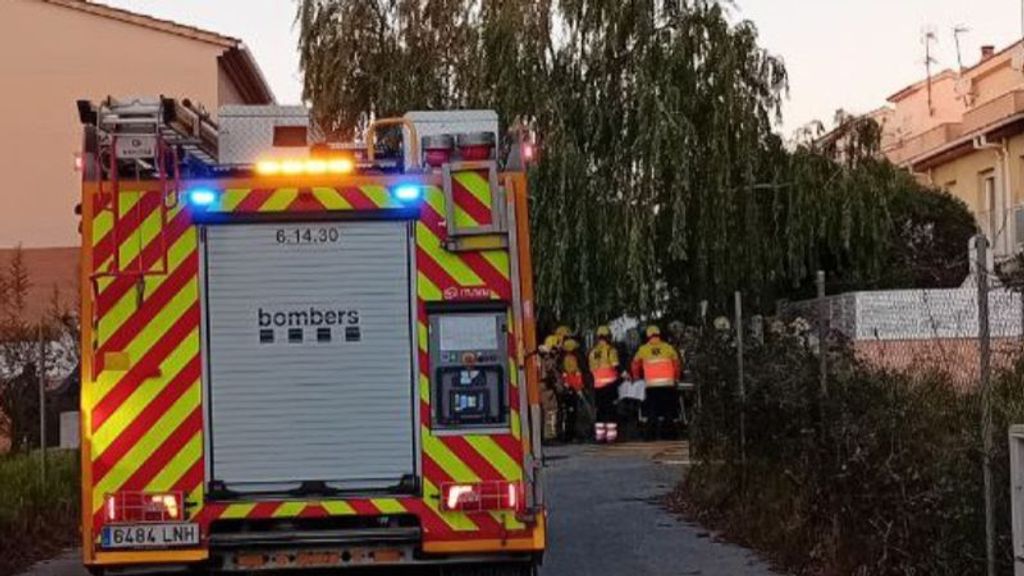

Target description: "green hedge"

left=0, top=450, right=79, bottom=574
left=685, top=329, right=1024, bottom=576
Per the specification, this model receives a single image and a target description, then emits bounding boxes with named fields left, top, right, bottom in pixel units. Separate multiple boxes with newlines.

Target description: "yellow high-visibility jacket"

left=588, top=340, right=620, bottom=389
left=631, top=338, right=681, bottom=388
left=560, top=339, right=584, bottom=392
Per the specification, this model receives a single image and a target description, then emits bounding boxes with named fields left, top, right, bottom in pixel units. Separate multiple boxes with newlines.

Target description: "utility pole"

left=734, top=291, right=745, bottom=470
left=37, top=323, right=46, bottom=483
left=817, top=271, right=827, bottom=402
left=976, top=235, right=995, bottom=576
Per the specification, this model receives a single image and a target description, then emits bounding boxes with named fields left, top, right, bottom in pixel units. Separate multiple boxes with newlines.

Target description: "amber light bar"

left=256, top=157, right=354, bottom=176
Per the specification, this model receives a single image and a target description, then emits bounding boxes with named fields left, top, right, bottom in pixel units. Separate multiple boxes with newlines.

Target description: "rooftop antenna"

left=954, top=25, right=970, bottom=70
left=954, top=26, right=975, bottom=105
left=922, top=26, right=939, bottom=116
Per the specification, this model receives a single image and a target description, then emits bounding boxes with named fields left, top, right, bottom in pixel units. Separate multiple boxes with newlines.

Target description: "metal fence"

left=710, top=234, right=1019, bottom=576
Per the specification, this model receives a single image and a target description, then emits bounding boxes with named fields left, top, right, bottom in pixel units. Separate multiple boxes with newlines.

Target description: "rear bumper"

left=91, top=550, right=540, bottom=573
left=209, top=526, right=422, bottom=549
left=87, top=511, right=546, bottom=571
left=92, top=553, right=538, bottom=574
left=90, top=549, right=209, bottom=568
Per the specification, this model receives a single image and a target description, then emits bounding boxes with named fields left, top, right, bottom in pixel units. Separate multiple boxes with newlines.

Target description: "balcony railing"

left=887, top=122, right=963, bottom=165
left=886, top=90, right=1024, bottom=166
left=961, top=89, right=1024, bottom=135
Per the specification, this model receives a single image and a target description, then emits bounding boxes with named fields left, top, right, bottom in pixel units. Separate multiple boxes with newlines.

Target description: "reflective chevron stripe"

left=87, top=187, right=204, bottom=532
left=409, top=188, right=526, bottom=541
left=452, top=170, right=494, bottom=227
left=84, top=178, right=537, bottom=553
left=220, top=503, right=257, bottom=519
left=207, top=186, right=401, bottom=214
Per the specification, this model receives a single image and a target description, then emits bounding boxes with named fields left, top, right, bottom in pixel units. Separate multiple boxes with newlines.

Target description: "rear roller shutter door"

left=202, top=220, right=416, bottom=493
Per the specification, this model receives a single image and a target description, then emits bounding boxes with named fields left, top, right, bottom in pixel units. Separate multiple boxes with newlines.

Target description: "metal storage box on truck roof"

left=218, top=104, right=310, bottom=165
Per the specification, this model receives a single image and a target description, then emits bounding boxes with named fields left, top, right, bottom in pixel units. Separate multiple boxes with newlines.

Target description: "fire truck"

left=77, top=97, right=545, bottom=574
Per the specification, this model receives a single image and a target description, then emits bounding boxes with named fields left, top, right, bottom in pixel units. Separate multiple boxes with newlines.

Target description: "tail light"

left=441, top=481, right=523, bottom=513
left=104, top=491, right=184, bottom=523
left=521, top=142, right=536, bottom=163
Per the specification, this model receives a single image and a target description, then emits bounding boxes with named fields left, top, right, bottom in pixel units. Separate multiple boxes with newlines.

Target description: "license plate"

left=101, top=523, right=199, bottom=549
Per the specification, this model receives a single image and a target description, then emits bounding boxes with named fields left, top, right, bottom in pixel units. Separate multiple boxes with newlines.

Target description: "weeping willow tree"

left=297, top=0, right=551, bottom=138
left=531, top=1, right=793, bottom=322
left=298, top=0, right=967, bottom=328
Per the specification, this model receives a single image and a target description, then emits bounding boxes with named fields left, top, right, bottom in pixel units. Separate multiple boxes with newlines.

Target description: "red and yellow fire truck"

left=77, top=97, right=545, bottom=574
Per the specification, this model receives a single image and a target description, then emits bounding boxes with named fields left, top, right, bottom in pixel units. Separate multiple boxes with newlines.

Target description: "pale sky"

left=101, top=0, right=1023, bottom=135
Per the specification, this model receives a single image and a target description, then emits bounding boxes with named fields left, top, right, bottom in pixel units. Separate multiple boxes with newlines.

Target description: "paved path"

left=18, top=442, right=777, bottom=576
left=14, top=549, right=82, bottom=576
left=540, top=442, right=778, bottom=576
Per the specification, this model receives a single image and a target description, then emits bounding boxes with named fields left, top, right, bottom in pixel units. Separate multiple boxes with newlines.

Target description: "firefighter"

left=538, top=335, right=563, bottom=442
left=553, top=325, right=572, bottom=347
left=588, top=325, right=621, bottom=443
left=632, top=325, right=681, bottom=441
left=558, top=336, right=585, bottom=443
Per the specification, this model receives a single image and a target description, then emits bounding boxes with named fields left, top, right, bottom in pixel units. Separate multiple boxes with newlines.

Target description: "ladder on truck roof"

left=79, top=97, right=219, bottom=282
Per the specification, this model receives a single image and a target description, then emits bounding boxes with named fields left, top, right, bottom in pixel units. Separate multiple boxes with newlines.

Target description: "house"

left=0, top=0, right=275, bottom=452
left=814, top=106, right=898, bottom=163
left=882, top=43, right=1024, bottom=259
left=0, top=0, right=275, bottom=321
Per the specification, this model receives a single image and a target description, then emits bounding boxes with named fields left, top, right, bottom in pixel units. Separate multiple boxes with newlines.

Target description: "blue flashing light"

left=393, top=184, right=423, bottom=202
left=187, top=188, right=218, bottom=207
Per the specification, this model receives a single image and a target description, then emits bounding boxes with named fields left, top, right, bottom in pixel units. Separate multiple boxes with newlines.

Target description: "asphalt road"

left=540, top=442, right=778, bottom=576
left=19, top=443, right=777, bottom=576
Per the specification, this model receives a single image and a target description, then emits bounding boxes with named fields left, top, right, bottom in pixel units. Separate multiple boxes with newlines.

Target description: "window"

left=979, top=171, right=998, bottom=241
left=987, top=174, right=998, bottom=239
left=1015, top=206, right=1024, bottom=249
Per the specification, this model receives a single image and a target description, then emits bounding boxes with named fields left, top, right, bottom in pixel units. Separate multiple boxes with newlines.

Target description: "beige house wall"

left=871, top=107, right=897, bottom=152
left=879, top=43, right=1024, bottom=258
left=218, top=66, right=246, bottom=107
left=927, top=132, right=1024, bottom=255
left=0, top=0, right=252, bottom=249
left=931, top=148, right=999, bottom=213
left=890, top=73, right=966, bottom=143
left=887, top=50, right=1024, bottom=153
left=0, top=247, right=79, bottom=322
left=970, top=56, right=1024, bottom=107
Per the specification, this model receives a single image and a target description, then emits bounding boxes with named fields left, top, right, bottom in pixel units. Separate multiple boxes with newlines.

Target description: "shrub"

left=0, top=450, right=79, bottom=574
left=685, top=327, right=1024, bottom=576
